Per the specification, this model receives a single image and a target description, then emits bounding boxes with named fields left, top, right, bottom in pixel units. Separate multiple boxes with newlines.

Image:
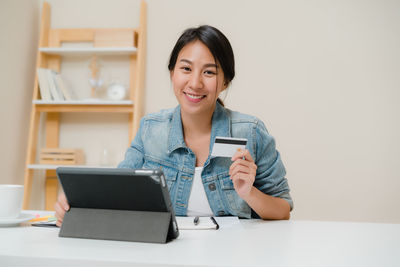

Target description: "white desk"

left=1, top=211, right=399, bottom=267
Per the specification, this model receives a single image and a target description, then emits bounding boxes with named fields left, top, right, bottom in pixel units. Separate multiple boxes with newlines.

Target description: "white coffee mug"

left=0, top=185, right=24, bottom=219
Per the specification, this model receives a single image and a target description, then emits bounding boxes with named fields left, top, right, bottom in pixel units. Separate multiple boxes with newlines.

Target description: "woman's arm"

left=243, top=184, right=291, bottom=220
left=54, top=192, right=69, bottom=227
left=230, top=149, right=291, bottom=220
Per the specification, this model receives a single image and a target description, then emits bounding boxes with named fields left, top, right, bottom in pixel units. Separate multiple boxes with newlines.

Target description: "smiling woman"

left=55, top=25, right=293, bottom=225
left=168, top=25, right=235, bottom=108
left=171, top=41, right=227, bottom=128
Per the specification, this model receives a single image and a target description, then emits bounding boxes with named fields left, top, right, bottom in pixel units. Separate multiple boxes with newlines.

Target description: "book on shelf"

left=37, top=68, right=75, bottom=101
left=54, top=73, right=73, bottom=100
left=37, top=68, right=52, bottom=101
left=46, top=69, right=64, bottom=101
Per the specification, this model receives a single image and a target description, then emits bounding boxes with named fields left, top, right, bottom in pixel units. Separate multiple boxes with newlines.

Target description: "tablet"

left=56, top=167, right=179, bottom=242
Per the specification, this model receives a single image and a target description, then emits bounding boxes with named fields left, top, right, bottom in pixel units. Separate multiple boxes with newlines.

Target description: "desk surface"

left=1, top=211, right=399, bottom=267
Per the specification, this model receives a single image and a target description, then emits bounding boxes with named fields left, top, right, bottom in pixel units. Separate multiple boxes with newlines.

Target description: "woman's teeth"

left=186, top=93, right=204, bottom=99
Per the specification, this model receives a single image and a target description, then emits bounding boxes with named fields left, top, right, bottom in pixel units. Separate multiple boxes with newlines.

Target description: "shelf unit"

left=23, top=0, right=147, bottom=210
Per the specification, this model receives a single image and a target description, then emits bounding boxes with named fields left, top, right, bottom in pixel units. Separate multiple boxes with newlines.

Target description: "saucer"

left=0, top=212, right=36, bottom=227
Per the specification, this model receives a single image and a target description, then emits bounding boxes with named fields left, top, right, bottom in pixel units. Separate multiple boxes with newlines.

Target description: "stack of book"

left=37, top=68, right=74, bottom=101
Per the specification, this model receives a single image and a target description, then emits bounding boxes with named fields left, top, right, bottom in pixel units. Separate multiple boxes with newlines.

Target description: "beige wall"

left=1, top=0, right=399, bottom=223
left=0, top=1, right=39, bottom=185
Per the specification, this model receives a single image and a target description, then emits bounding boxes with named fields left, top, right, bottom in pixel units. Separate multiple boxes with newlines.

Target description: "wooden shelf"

left=39, top=47, right=137, bottom=56
left=23, top=0, right=147, bottom=210
left=33, top=100, right=134, bottom=113
left=28, top=164, right=114, bottom=170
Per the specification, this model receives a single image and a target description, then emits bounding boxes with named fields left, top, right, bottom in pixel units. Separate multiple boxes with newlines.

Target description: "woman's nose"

left=188, top=72, right=203, bottom=90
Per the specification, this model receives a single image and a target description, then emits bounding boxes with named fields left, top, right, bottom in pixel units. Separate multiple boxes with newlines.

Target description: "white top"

left=186, top=167, right=214, bottom=217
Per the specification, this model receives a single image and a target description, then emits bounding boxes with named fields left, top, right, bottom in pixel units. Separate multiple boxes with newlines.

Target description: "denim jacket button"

left=208, top=183, right=216, bottom=191
left=218, top=211, right=225, bottom=216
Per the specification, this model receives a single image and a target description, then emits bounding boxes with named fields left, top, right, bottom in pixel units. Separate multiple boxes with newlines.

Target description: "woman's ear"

left=170, top=70, right=174, bottom=80
left=223, top=81, right=229, bottom=90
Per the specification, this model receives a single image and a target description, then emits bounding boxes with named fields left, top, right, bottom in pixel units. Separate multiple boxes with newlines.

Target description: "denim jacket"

left=118, top=102, right=293, bottom=218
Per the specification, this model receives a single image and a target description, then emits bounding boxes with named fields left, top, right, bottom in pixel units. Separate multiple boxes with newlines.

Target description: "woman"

left=55, top=25, right=292, bottom=226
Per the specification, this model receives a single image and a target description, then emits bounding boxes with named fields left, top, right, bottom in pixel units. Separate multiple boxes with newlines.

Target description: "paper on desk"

left=176, top=216, right=240, bottom=230
left=30, top=215, right=57, bottom=227
left=213, top=216, right=242, bottom=229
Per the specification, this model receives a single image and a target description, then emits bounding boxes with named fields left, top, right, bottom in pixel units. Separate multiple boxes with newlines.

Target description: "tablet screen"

left=57, top=167, right=169, bottom=212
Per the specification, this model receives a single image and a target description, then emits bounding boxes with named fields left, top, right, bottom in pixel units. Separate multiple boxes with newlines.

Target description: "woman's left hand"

left=229, top=149, right=257, bottom=199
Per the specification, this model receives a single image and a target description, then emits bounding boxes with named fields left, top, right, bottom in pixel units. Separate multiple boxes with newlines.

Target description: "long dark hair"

left=168, top=25, right=235, bottom=106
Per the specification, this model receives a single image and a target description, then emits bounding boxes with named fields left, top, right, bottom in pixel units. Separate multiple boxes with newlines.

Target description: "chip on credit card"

left=211, top=136, right=247, bottom=158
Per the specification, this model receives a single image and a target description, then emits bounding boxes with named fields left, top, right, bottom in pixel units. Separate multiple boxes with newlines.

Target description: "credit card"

left=211, top=136, right=247, bottom=158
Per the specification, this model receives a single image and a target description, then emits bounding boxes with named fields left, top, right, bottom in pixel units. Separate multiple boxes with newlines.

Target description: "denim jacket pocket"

left=142, top=158, right=178, bottom=193
left=218, top=173, right=251, bottom=218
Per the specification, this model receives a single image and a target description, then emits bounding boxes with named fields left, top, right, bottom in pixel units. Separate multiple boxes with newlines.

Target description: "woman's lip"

left=184, top=92, right=205, bottom=103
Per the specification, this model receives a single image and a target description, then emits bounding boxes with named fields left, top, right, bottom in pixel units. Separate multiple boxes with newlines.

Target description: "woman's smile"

left=184, top=92, right=206, bottom=103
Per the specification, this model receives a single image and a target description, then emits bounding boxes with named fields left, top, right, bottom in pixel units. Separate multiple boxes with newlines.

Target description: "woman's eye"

left=181, top=66, right=191, bottom=72
left=204, top=70, right=216, bottom=75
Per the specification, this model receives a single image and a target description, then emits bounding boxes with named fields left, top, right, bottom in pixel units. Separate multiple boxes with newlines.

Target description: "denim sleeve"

left=117, top=118, right=146, bottom=169
left=253, top=121, right=293, bottom=211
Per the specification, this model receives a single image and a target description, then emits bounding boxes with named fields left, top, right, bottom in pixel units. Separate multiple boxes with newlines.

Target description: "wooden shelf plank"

left=34, top=104, right=134, bottom=113
left=33, top=100, right=133, bottom=105
left=39, top=47, right=137, bottom=55
left=32, top=99, right=134, bottom=112
left=28, top=164, right=115, bottom=170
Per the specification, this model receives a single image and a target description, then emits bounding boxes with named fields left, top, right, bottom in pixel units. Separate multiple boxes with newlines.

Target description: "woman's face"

left=171, top=40, right=227, bottom=118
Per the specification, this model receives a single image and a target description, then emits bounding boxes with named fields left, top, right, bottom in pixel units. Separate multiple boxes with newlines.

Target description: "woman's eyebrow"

left=179, top=59, right=218, bottom=68
left=180, top=59, right=192, bottom=64
left=204, top=63, right=218, bottom=68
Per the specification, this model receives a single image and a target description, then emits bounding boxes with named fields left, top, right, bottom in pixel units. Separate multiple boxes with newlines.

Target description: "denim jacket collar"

left=167, top=105, right=186, bottom=154
left=167, top=102, right=231, bottom=155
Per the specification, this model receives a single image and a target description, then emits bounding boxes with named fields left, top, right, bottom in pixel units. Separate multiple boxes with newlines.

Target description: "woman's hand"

left=229, top=149, right=290, bottom=220
left=229, top=149, right=257, bottom=199
left=54, top=193, right=69, bottom=227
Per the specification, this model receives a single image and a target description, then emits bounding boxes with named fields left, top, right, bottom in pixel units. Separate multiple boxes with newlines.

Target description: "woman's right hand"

left=54, top=193, right=70, bottom=227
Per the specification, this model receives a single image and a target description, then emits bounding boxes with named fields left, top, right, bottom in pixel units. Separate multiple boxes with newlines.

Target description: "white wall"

left=1, top=0, right=399, bottom=223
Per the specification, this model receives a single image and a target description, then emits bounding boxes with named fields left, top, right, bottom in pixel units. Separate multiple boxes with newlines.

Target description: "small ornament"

left=88, top=55, right=103, bottom=97
left=107, top=82, right=127, bottom=101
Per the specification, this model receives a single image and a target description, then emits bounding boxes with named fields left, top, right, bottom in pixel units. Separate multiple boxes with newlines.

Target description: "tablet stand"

left=59, top=207, right=173, bottom=243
